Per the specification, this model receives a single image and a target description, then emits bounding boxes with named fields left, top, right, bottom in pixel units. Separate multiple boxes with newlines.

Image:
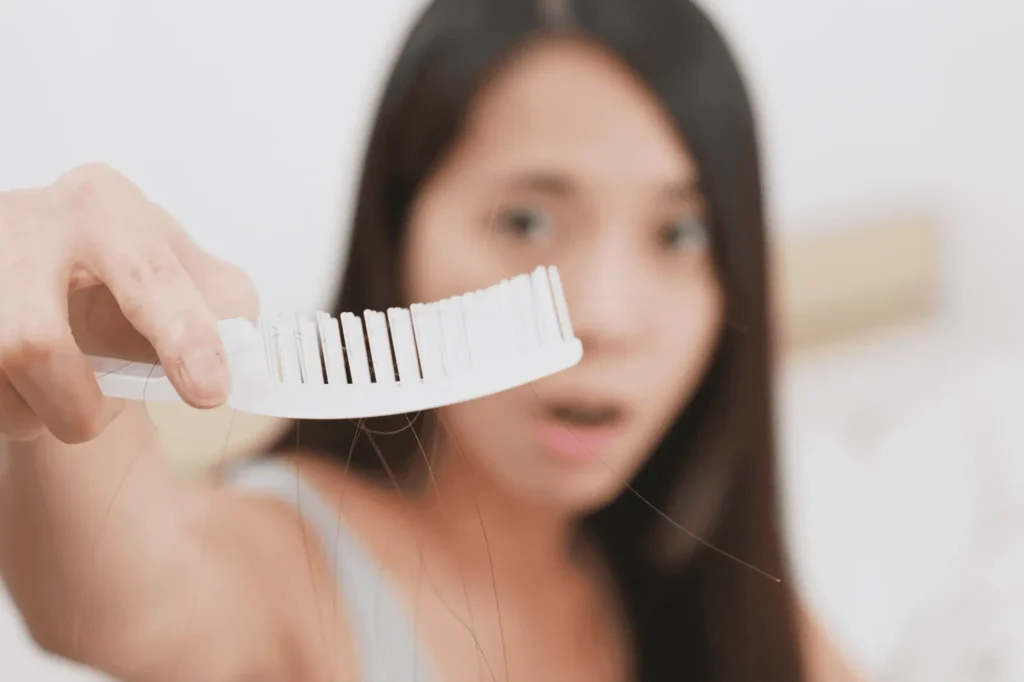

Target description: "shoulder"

left=190, top=455, right=363, bottom=680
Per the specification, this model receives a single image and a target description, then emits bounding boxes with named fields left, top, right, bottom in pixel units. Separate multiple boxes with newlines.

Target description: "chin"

left=500, top=465, right=633, bottom=516
left=441, top=408, right=643, bottom=515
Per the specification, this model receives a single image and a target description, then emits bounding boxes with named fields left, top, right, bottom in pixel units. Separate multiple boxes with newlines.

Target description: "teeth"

left=387, top=307, right=421, bottom=383
left=363, top=310, right=395, bottom=383
left=259, top=267, right=574, bottom=387
left=316, top=312, right=348, bottom=384
left=411, top=302, right=446, bottom=381
left=296, top=314, right=325, bottom=385
left=511, top=274, right=541, bottom=352
left=546, top=266, right=574, bottom=341
left=259, top=318, right=279, bottom=381
left=497, top=279, right=523, bottom=355
left=340, top=313, right=371, bottom=384
left=489, top=282, right=516, bottom=357
left=271, top=315, right=302, bottom=384
left=530, top=266, right=561, bottom=345
left=460, top=290, right=487, bottom=368
left=438, top=296, right=471, bottom=376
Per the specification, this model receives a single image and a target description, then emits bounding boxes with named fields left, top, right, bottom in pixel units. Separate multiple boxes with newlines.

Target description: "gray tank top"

left=221, top=457, right=437, bottom=682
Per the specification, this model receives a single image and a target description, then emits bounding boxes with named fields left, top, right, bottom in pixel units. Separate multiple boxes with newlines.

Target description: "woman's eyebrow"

left=661, top=177, right=701, bottom=201
left=504, top=172, right=576, bottom=196
left=500, top=171, right=700, bottom=201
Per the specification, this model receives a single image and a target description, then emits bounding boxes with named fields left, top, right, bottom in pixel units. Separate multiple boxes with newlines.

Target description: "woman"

left=0, top=0, right=860, bottom=680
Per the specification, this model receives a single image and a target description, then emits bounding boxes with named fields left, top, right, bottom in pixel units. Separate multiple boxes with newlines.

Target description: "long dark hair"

left=275, top=0, right=804, bottom=679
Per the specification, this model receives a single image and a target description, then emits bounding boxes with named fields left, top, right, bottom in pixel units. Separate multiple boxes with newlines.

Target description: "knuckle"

left=163, top=312, right=215, bottom=359
left=55, top=163, right=133, bottom=215
left=115, top=246, right=181, bottom=319
left=61, top=162, right=123, bottom=189
left=0, top=319, right=68, bottom=367
left=114, top=288, right=147, bottom=324
left=60, top=412, right=108, bottom=444
left=131, top=244, right=179, bottom=285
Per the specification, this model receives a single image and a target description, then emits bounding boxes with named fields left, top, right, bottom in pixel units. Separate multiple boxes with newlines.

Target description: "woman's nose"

left=559, top=242, right=648, bottom=355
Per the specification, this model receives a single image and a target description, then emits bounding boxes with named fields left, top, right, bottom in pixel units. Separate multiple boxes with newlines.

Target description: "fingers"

left=0, top=163, right=251, bottom=445
left=0, top=190, right=119, bottom=444
left=0, top=286, right=123, bottom=444
left=189, top=257, right=262, bottom=323
left=68, top=260, right=261, bottom=365
left=87, top=237, right=231, bottom=409
left=69, top=285, right=156, bottom=363
left=148, top=201, right=261, bottom=323
left=68, top=198, right=260, bottom=364
left=62, top=166, right=231, bottom=408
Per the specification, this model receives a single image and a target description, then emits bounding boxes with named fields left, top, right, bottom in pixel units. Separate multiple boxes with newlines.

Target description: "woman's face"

left=403, top=38, right=724, bottom=512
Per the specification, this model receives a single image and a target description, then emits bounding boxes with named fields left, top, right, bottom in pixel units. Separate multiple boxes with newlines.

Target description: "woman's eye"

left=661, top=217, right=709, bottom=252
left=496, top=206, right=553, bottom=239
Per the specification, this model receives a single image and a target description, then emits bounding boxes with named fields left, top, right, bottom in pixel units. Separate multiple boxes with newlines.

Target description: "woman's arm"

left=0, top=165, right=342, bottom=681
left=0, top=407, right=320, bottom=681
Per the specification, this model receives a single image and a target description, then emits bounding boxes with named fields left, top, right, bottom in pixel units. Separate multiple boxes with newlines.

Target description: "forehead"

left=452, top=37, right=698, bottom=187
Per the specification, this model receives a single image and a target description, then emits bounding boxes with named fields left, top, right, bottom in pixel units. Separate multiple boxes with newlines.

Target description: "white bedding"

left=779, top=323, right=1024, bottom=680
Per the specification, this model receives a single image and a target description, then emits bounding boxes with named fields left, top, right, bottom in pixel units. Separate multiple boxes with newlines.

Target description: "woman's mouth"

left=533, top=401, right=626, bottom=463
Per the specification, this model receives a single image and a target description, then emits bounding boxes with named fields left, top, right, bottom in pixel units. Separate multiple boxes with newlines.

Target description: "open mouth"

left=546, top=402, right=625, bottom=428
left=535, top=399, right=627, bottom=462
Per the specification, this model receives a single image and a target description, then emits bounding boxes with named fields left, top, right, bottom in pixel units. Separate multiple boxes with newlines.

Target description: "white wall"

left=777, top=321, right=1024, bottom=679
left=0, top=0, right=425, bottom=314
left=705, top=0, right=1024, bottom=343
left=3, top=0, right=1023, bottom=338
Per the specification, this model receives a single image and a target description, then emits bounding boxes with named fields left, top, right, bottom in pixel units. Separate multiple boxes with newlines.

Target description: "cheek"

left=434, top=393, right=528, bottom=471
left=405, top=231, right=498, bottom=307
left=402, top=191, right=504, bottom=305
left=678, top=282, right=724, bottom=370
left=641, top=280, right=723, bottom=426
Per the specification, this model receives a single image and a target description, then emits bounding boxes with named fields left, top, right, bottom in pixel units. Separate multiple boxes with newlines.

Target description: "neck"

left=414, top=441, right=579, bottom=588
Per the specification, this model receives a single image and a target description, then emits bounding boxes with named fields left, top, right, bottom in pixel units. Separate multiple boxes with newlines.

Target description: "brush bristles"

left=258, top=265, right=573, bottom=386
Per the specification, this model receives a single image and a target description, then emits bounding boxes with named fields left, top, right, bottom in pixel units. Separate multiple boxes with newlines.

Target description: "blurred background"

left=2, top=0, right=1023, bottom=680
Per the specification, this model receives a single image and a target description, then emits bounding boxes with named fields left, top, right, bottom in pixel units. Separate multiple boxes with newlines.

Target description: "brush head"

left=92, top=265, right=583, bottom=419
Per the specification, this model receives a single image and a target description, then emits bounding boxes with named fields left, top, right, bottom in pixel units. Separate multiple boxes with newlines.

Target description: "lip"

left=533, top=420, right=622, bottom=463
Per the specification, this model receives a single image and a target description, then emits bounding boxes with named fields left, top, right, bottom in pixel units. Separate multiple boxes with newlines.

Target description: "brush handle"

left=88, top=318, right=261, bottom=405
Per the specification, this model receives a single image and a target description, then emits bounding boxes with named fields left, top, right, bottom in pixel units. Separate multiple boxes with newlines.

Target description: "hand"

left=0, top=163, right=259, bottom=444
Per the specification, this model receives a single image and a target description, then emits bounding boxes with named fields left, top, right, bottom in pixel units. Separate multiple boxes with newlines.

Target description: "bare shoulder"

left=796, top=602, right=864, bottom=682
left=177, top=461, right=361, bottom=681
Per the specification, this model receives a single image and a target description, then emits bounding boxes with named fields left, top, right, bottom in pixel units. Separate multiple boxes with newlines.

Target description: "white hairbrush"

left=89, top=265, right=582, bottom=419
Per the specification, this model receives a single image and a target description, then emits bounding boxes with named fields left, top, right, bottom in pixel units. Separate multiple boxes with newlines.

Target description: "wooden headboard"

left=772, top=214, right=940, bottom=353
left=150, top=214, right=942, bottom=474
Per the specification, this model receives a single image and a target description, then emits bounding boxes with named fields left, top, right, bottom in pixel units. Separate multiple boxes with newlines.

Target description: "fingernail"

left=180, top=349, right=230, bottom=405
